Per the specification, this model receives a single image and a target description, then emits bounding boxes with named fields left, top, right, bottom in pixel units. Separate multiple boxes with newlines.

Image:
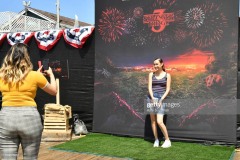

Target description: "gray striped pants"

left=0, top=107, right=43, bottom=160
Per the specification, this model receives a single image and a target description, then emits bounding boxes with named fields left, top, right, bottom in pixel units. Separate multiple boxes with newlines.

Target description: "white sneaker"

left=161, top=140, right=171, bottom=148
left=153, top=139, right=159, bottom=147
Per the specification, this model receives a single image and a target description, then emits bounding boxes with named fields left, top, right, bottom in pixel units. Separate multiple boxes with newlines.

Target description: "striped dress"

left=152, top=72, right=167, bottom=95
left=147, top=72, right=167, bottom=115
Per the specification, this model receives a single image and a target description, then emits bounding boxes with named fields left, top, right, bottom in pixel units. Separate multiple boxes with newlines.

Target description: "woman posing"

left=147, top=58, right=171, bottom=148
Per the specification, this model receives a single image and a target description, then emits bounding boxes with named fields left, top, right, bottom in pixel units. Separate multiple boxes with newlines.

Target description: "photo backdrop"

left=94, top=0, right=238, bottom=143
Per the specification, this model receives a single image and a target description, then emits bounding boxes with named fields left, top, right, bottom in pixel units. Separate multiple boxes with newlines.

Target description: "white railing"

left=0, top=11, right=55, bottom=32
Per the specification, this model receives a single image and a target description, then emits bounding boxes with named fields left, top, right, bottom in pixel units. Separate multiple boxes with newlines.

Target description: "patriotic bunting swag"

left=7, top=32, right=33, bottom=46
left=0, top=26, right=94, bottom=51
left=63, top=26, right=94, bottom=48
left=34, top=30, right=63, bottom=51
left=0, top=33, right=7, bottom=46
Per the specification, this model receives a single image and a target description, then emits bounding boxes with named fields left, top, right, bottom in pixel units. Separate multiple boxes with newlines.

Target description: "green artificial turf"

left=51, top=133, right=234, bottom=160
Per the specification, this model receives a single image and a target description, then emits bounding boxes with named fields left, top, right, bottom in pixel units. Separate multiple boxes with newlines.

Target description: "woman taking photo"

left=0, top=43, right=57, bottom=160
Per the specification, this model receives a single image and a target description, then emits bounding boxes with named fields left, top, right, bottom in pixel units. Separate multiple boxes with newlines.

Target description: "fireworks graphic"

left=98, top=8, right=126, bottom=42
left=150, top=32, right=171, bottom=48
left=133, top=7, right=144, bottom=18
left=190, top=2, right=227, bottom=48
left=153, top=0, right=176, bottom=8
left=174, top=29, right=189, bottom=42
left=131, top=29, right=147, bottom=46
left=185, top=7, right=205, bottom=29
left=123, top=18, right=137, bottom=34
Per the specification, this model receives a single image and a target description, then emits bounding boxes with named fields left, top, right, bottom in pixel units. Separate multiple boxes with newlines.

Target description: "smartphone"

left=42, top=59, right=49, bottom=71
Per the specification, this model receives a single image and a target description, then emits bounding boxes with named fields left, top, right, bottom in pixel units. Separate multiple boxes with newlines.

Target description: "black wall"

left=0, top=32, right=95, bottom=130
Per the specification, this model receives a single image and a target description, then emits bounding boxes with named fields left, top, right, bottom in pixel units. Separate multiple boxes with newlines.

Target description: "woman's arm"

left=43, top=67, right=58, bottom=96
left=160, top=73, right=171, bottom=101
left=148, top=72, right=154, bottom=100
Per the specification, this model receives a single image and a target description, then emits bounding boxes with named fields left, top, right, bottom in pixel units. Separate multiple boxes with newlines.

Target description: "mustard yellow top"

left=0, top=71, right=48, bottom=107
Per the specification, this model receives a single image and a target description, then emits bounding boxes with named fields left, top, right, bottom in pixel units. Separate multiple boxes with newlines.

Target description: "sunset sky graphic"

left=131, top=49, right=215, bottom=74
left=165, top=49, right=214, bottom=70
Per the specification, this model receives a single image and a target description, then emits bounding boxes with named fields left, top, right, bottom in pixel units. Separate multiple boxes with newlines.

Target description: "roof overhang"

left=19, top=8, right=56, bottom=24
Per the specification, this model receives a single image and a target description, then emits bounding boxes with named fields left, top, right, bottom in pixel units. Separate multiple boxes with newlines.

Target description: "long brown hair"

left=0, top=43, right=33, bottom=83
left=154, top=58, right=165, bottom=71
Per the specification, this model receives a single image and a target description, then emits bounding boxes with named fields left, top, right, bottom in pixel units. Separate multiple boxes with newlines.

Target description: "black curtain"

left=0, top=31, right=95, bottom=131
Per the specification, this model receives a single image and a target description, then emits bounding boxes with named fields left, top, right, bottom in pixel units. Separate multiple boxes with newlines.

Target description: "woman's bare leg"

left=150, top=114, right=158, bottom=139
left=156, top=114, right=169, bottom=140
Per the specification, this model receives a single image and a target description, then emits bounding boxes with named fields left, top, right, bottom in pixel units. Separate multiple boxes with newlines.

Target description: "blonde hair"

left=0, top=43, right=33, bottom=83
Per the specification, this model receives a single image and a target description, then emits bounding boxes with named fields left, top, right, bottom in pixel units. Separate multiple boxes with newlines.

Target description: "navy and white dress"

left=147, top=72, right=167, bottom=115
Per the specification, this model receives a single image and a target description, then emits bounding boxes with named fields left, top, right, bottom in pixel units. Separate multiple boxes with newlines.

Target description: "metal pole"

left=56, top=0, right=60, bottom=29
left=56, top=78, right=60, bottom=105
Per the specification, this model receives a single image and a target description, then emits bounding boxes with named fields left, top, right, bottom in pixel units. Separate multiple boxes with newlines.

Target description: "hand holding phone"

left=42, top=59, right=49, bottom=71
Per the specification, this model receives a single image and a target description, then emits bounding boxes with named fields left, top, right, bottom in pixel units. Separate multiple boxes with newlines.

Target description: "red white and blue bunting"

left=34, top=30, right=63, bottom=51
left=7, top=32, right=33, bottom=46
left=0, top=26, right=94, bottom=51
left=0, top=33, right=7, bottom=46
left=63, top=26, right=94, bottom=48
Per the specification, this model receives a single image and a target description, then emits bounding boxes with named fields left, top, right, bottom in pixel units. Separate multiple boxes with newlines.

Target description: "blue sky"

left=0, top=0, right=95, bottom=25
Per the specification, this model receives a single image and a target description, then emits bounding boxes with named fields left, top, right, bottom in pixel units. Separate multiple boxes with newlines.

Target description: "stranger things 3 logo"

left=143, top=9, right=174, bottom=32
